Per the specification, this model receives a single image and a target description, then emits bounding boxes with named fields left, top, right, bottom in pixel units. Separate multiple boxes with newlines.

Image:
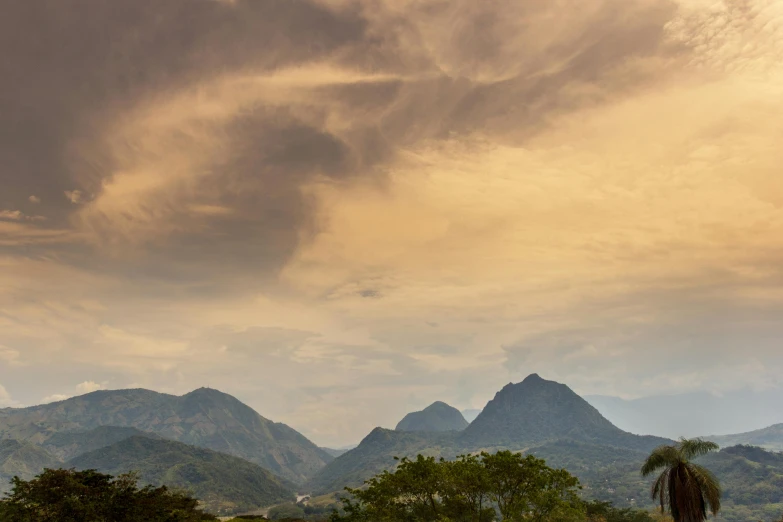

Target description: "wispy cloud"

left=1, top=0, right=783, bottom=445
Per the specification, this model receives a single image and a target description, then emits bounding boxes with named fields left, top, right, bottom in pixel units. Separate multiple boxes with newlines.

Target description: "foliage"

left=641, top=439, right=721, bottom=522
left=68, top=435, right=295, bottom=515
left=0, top=468, right=217, bottom=521
left=331, top=451, right=584, bottom=522
left=584, top=500, right=655, bottom=522
left=269, top=503, right=306, bottom=520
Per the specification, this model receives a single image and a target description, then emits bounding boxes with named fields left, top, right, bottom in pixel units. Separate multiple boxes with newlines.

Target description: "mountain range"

left=306, top=374, right=669, bottom=494
left=0, top=387, right=331, bottom=484
left=585, top=388, right=783, bottom=439
left=2, top=375, right=783, bottom=520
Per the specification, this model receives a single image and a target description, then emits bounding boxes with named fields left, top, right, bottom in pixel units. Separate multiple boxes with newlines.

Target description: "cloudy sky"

left=2, top=0, right=783, bottom=447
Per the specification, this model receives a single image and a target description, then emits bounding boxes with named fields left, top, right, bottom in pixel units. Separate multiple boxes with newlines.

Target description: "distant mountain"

left=461, top=409, right=482, bottom=423
left=395, top=402, right=469, bottom=432
left=307, top=428, right=459, bottom=495
left=462, top=374, right=667, bottom=451
left=43, top=426, right=160, bottom=461
left=710, top=424, right=783, bottom=452
left=0, top=387, right=332, bottom=483
left=585, top=388, right=783, bottom=439
left=69, top=435, right=295, bottom=515
left=320, top=445, right=357, bottom=458
left=0, top=439, right=61, bottom=494
left=308, top=374, right=668, bottom=495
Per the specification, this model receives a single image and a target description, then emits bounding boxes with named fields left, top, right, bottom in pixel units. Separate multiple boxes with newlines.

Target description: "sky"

left=2, top=0, right=783, bottom=447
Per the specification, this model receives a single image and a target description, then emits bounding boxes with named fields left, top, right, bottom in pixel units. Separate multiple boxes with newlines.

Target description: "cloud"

left=0, top=384, right=14, bottom=407
left=41, top=394, right=70, bottom=404
left=64, top=190, right=85, bottom=204
left=2, top=0, right=783, bottom=445
left=76, top=381, right=106, bottom=393
left=0, top=346, right=22, bottom=366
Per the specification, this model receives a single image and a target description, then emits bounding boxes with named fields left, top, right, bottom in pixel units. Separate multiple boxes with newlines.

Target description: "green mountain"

left=0, top=387, right=332, bottom=483
left=711, top=423, right=783, bottom=452
left=307, top=374, right=669, bottom=495
left=306, top=373, right=783, bottom=520
left=43, top=426, right=160, bottom=461
left=395, top=401, right=469, bottom=432
left=307, top=428, right=459, bottom=494
left=461, top=374, right=666, bottom=451
left=0, top=439, right=61, bottom=495
left=68, top=435, right=296, bottom=516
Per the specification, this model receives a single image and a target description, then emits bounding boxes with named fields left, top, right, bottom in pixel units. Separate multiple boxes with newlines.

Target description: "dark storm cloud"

left=1, top=0, right=366, bottom=218
left=1, top=0, right=685, bottom=281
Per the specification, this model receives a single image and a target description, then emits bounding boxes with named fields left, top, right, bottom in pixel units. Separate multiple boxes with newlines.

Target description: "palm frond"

left=687, top=463, right=722, bottom=516
left=651, top=470, right=669, bottom=511
left=641, top=445, right=681, bottom=476
left=678, top=438, right=719, bottom=460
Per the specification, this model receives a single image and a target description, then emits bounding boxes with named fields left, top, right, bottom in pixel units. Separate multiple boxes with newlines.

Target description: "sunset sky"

left=2, top=0, right=783, bottom=447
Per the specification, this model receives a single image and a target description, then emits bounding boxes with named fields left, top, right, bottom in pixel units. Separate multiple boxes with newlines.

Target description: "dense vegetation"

left=69, top=435, right=295, bottom=515
left=0, top=468, right=217, bottom=521
left=395, top=402, right=469, bottom=433
left=328, top=451, right=657, bottom=522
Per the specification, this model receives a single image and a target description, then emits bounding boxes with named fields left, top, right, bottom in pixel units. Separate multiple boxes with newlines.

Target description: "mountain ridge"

left=68, top=434, right=296, bottom=515
left=0, top=387, right=331, bottom=483
left=307, top=374, right=671, bottom=495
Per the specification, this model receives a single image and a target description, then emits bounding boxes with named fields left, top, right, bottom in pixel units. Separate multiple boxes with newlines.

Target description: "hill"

left=42, top=426, right=160, bottom=461
left=0, top=439, right=62, bottom=494
left=461, top=374, right=667, bottom=451
left=69, top=435, right=296, bottom=515
left=710, top=423, right=783, bottom=452
left=395, top=401, right=468, bottom=432
left=0, top=387, right=332, bottom=483
left=306, top=428, right=459, bottom=495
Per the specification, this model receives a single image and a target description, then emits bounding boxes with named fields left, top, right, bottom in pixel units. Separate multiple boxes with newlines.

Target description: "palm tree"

left=641, top=438, right=721, bottom=522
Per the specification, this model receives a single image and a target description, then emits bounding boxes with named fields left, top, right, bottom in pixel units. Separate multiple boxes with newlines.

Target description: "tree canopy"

left=329, top=450, right=654, bottom=522
left=0, top=468, right=218, bottom=522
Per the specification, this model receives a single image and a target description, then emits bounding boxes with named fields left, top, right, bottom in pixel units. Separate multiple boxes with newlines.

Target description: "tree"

left=481, top=451, right=583, bottom=522
left=336, top=455, right=446, bottom=522
left=583, top=500, right=655, bottom=522
left=330, top=450, right=583, bottom=522
left=641, top=439, right=721, bottom=522
left=0, top=468, right=217, bottom=522
left=441, top=455, right=494, bottom=522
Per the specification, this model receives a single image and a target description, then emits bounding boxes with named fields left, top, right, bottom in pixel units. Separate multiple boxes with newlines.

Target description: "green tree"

left=441, top=455, right=494, bottom=522
left=641, top=439, right=721, bottom=522
left=0, top=468, right=217, bottom=522
left=331, top=450, right=583, bottom=522
left=481, top=450, right=583, bottom=522
left=583, top=500, right=655, bottom=522
left=337, top=455, right=446, bottom=522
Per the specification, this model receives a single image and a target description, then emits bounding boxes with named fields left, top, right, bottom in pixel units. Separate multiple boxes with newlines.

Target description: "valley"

left=2, top=374, right=782, bottom=520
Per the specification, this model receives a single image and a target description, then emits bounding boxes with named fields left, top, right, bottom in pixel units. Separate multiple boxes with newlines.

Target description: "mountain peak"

left=462, top=376, right=663, bottom=450
left=395, top=401, right=468, bottom=432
